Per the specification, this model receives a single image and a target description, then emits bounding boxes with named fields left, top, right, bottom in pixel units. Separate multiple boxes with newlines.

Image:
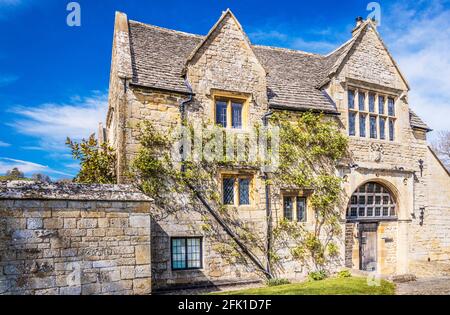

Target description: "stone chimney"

left=352, top=16, right=364, bottom=36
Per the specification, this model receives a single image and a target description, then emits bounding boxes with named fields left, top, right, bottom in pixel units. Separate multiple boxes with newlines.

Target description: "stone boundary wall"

left=0, top=181, right=153, bottom=295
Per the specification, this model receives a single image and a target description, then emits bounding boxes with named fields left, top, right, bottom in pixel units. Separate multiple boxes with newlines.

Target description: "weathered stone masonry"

left=0, top=182, right=152, bottom=295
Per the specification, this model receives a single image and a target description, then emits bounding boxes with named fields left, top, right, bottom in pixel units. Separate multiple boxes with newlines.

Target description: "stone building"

left=104, top=10, right=450, bottom=291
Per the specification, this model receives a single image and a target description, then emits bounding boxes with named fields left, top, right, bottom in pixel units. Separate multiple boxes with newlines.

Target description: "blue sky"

left=0, top=0, right=449, bottom=179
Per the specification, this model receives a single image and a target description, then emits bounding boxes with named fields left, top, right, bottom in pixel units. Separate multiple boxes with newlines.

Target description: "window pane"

left=239, top=178, right=250, bottom=205
left=388, top=98, right=395, bottom=116
left=187, top=238, right=202, bottom=269
left=380, top=118, right=386, bottom=140
left=359, top=114, right=366, bottom=137
left=297, top=197, right=307, bottom=222
left=358, top=207, right=365, bottom=217
left=348, top=90, right=355, bottom=109
left=349, top=112, right=356, bottom=136
left=223, top=178, right=235, bottom=205
left=378, top=96, right=385, bottom=114
left=369, top=93, right=375, bottom=113
left=370, top=116, right=377, bottom=139
left=172, top=239, right=186, bottom=270
left=216, top=101, right=228, bottom=127
left=232, top=103, right=243, bottom=129
left=389, top=119, right=395, bottom=141
left=283, top=197, right=293, bottom=221
left=359, top=92, right=365, bottom=111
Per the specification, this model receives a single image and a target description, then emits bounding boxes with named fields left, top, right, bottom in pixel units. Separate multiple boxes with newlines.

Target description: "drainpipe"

left=176, top=82, right=273, bottom=279
left=262, top=111, right=274, bottom=276
left=179, top=79, right=194, bottom=173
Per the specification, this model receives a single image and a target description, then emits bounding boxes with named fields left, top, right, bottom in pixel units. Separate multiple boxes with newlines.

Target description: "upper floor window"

left=283, top=196, right=307, bottom=223
left=388, top=97, right=395, bottom=116
left=215, top=98, right=245, bottom=129
left=348, top=90, right=355, bottom=110
left=222, top=175, right=252, bottom=206
left=369, top=93, right=376, bottom=113
left=348, top=89, right=396, bottom=141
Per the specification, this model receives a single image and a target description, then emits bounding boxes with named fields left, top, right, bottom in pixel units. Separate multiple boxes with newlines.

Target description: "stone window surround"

left=210, top=89, right=251, bottom=131
left=281, top=192, right=310, bottom=223
left=347, top=86, right=397, bottom=142
left=221, top=172, right=255, bottom=208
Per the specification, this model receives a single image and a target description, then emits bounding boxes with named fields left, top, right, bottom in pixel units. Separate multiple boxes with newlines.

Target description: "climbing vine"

left=131, top=111, right=348, bottom=279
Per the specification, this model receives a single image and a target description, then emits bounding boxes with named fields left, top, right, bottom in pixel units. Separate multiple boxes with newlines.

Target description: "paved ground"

left=396, top=277, right=450, bottom=295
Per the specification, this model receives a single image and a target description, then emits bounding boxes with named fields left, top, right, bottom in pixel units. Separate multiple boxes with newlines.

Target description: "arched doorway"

left=346, top=182, right=398, bottom=271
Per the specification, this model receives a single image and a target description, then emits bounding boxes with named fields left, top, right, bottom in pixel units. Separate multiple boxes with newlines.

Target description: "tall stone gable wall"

left=0, top=182, right=152, bottom=295
left=326, top=24, right=450, bottom=275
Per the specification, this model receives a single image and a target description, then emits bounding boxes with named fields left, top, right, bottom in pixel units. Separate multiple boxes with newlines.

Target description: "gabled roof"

left=122, top=12, right=429, bottom=128
left=410, top=109, right=432, bottom=131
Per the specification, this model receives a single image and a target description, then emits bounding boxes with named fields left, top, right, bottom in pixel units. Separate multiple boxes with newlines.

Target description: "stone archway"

left=345, top=181, right=399, bottom=272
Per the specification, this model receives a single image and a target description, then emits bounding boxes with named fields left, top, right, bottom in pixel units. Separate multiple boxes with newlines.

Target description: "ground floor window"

left=347, top=182, right=397, bottom=220
left=283, top=196, right=307, bottom=222
left=171, top=237, right=203, bottom=270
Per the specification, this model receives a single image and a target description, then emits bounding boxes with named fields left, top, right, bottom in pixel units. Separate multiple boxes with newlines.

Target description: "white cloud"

left=380, top=1, right=450, bottom=140
left=0, top=140, right=11, bottom=147
left=0, top=0, right=22, bottom=6
left=9, top=92, right=108, bottom=152
left=0, top=157, right=74, bottom=177
left=0, top=74, right=19, bottom=87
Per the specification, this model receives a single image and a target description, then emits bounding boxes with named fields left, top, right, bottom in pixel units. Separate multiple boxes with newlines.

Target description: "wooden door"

left=360, top=223, right=378, bottom=271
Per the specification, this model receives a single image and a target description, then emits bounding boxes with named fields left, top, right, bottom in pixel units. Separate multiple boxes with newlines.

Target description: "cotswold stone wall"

left=0, top=182, right=152, bottom=295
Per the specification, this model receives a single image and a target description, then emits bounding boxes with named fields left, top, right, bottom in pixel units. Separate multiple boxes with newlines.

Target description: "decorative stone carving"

left=370, top=143, right=384, bottom=163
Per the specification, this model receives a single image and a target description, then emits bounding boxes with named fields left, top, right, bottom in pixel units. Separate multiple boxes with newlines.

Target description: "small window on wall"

left=283, top=196, right=308, bottom=222
left=171, top=237, right=203, bottom=270
left=215, top=98, right=245, bottom=129
left=222, top=175, right=252, bottom=206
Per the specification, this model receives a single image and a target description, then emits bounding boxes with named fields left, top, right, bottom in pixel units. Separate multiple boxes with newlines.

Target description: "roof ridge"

left=128, top=20, right=204, bottom=39
left=253, top=44, right=324, bottom=57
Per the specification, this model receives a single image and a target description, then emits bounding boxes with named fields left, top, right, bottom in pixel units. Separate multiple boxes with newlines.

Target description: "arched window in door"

left=347, top=182, right=397, bottom=220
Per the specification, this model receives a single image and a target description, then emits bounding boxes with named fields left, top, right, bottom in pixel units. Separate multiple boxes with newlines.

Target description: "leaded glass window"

left=359, top=114, right=366, bottom=137
left=389, top=119, right=395, bottom=141
left=232, top=102, right=243, bottom=129
left=223, top=178, right=235, bottom=205
left=378, top=96, right=385, bottom=115
left=349, top=112, right=356, bottom=136
left=172, top=238, right=202, bottom=270
left=380, top=117, right=386, bottom=140
left=215, top=101, right=227, bottom=127
left=284, top=197, right=294, bottom=221
left=348, top=90, right=355, bottom=109
left=347, top=182, right=397, bottom=220
left=347, top=88, right=395, bottom=142
left=171, top=238, right=186, bottom=270
left=369, top=93, right=376, bottom=113
left=222, top=176, right=252, bottom=206
left=239, top=178, right=250, bottom=205
left=388, top=97, right=395, bottom=116
left=297, top=197, right=307, bottom=222
left=359, top=92, right=366, bottom=111
left=370, top=116, right=377, bottom=139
